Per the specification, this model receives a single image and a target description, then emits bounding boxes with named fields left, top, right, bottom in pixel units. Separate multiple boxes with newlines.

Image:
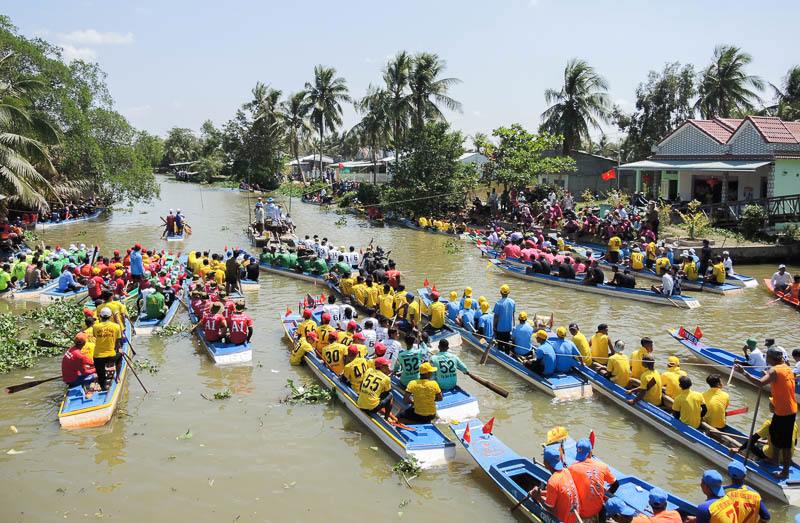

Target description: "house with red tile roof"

left=620, top=116, right=800, bottom=204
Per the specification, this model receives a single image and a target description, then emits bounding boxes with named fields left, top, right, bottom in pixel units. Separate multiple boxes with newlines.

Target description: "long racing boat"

left=34, top=208, right=106, bottom=230
left=183, top=287, right=252, bottom=364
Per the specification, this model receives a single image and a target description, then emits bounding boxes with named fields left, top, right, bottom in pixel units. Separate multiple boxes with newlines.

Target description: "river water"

left=1, top=176, right=797, bottom=522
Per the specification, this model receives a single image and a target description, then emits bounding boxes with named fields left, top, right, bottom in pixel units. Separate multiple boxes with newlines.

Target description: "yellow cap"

left=556, top=326, right=567, bottom=337
left=500, top=284, right=510, bottom=295
left=535, top=330, right=549, bottom=340
left=518, top=311, right=528, bottom=321
left=546, top=426, right=569, bottom=445
left=478, top=295, right=487, bottom=304
left=464, top=298, right=473, bottom=309
left=449, top=291, right=458, bottom=300
left=667, top=356, right=680, bottom=367
left=419, top=362, right=438, bottom=374
left=480, top=301, right=489, bottom=312
left=114, top=269, right=123, bottom=277
left=92, top=268, right=100, bottom=275
left=464, top=287, right=473, bottom=296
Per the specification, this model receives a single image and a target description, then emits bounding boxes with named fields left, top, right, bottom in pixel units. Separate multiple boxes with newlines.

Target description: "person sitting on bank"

left=61, top=332, right=97, bottom=395
left=400, top=361, right=442, bottom=423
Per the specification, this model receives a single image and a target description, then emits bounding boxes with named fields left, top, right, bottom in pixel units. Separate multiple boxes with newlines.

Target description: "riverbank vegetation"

left=0, top=16, right=160, bottom=216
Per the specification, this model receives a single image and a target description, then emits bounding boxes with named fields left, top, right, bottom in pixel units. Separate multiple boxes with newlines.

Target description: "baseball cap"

left=667, top=356, right=680, bottom=367
left=353, top=332, right=365, bottom=341
left=727, top=460, right=746, bottom=480
left=302, top=309, right=312, bottom=319
left=605, top=497, right=636, bottom=517
left=374, top=342, right=386, bottom=356
left=500, top=284, right=510, bottom=295
left=347, top=345, right=359, bottom=355
left=419, top=362, right=437, bottom=374
left=449, top=291, right=458, bottom=300
left=306, top=331, right=318, bottom=340
left=542, top=446, right=563, bottom=471
left=374, top=357, right=390, bottom=368
left=575, top=438, right=592, bottom=462
left=430, top=291, right=440, bottom=299
left=99, top=307, right=112, bottom=318
left=347, top=320, right=358, bottom=330
left=74, top=332, right=88, bottom=344
left=779, top=264, right=786, bottom=269
left=464, top=287, right=473, bottom=296
left=321, top=312, right=331, bottom=322
left=648, top=487, right=668, bottom=508
left=556, top=326, right=567, bottom=338
left=327, top=331, right=338, bottom=341
left=701, top=470, right=725, bottom=497
left=518, top=311, right=528, bottom=321
left=535, top=330, right=548, bottom=340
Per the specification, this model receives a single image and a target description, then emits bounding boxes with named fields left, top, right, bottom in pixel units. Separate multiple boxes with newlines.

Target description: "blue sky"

left=8, top=0, right=800, bottom=142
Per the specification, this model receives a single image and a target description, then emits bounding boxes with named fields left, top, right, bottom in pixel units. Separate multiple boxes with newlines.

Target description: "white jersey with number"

left=322, top=304, right=341, bottom=326
left=375, top=326, right=388, bottom=342
left=361, top=317, right=379, bottom=330
left=337, top=304, right=357, bottom=329
left=383, top=339, right=402, bottom=367
left=362, top=328, right=378, bottom=356
left=349, top=252, right=360, bottom=268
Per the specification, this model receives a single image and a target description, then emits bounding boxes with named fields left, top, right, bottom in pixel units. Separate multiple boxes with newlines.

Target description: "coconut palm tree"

left=350, top=86, right=390, bottom=183
left=540, top=58, right=611, bottom=155
left=0, top=53, right=59, bottom=212
left=383, top=51, right=412, bottom=155
left=280, top=91, right=312, bottom=183
left=408, top=52, right=462, bottom=129
left=303, top=65, right=350, bottom=179
left=769, top=65, right=800, bottom=120
left=696, top=45, right=764, bottom=118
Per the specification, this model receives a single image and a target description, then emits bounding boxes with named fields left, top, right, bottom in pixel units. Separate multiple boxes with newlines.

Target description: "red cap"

left=321, top=312, right=331, bottom=323
left=306, top=331, right=318, bottom=340
left=83, top=308, right=94, bottom=318
left=347, top=320, right=358, bottom=330
left=327, top=331, right=338, bottom=341
left=134, top=243, right=142, bottom=250
left=347, top=344, right=359, bottom=355
left=353, top=332, right=365, bottom=341
left=302, top=309, right=312, bottom=319
left=430, top=291, right=440, bottom=299
left=113, top=249, right=120, bottom=256
left=374, top=342, right=386, bottom=356
left=374, top=357, right=390, bottom=367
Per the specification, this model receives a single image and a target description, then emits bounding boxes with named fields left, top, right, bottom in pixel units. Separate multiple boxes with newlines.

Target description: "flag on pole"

left=284, top=307, right=292, bottom=317
left=463, top=423, right=471, bottom=443
left=320, top=292, right=326, bottom=302
left=431, top=284, right=438, bottom=293
left=423, top=278, right=430, bottom=288
left=589, top=430, right=596, bottom=447
left=694, top=326, right=703, bottom=339
left=677, top=326, right=687, bottom=338
left=600, top=168, right=616, bottom=181
left=482, top=417, right=495, bottom=434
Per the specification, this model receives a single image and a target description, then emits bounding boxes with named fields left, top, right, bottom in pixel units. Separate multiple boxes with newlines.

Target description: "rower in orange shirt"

left=568, top=438, right=619, bottom=520
left=529, top=446, right=581, bottom=523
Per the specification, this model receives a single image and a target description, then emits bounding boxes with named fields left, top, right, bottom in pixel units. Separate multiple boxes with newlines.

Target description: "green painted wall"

left=773, top=159, right=800, bottom=197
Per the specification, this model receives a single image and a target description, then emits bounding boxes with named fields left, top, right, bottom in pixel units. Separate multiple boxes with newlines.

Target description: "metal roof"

left=619, top=159, right=772, bottom=171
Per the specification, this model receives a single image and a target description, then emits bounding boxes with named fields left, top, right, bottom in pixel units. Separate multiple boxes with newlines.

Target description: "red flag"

left=320, top=293, right=326, bottom=302
left=475, top=239, right=483, bottom=245
left=600, top=168, right=616, bottom=181
left=463, top=423, right=471, bottom=443
left=482, top=417, right=495, bottom=434
left=284, top=307, right=292, bottom=317
left=589, top=430, right=595, bottom=447
left=431, top=284, right=438, bottom=293
left=303, top=296, right=309, bottom=307
left=677, top=326, right=687, bottom=338
left=423, top=278, right=430, bottom=288
left=694, top=326, right=703, bottom=339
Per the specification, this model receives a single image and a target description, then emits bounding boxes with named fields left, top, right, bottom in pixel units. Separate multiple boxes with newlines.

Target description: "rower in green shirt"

left=145, top=285, right=167, bottom=320
left=393, top=335, right=424, bottom=388
left=0, top=264, right=13, bottom=293
left=430, top=339, right=468, bottom=391
left=11, top=254, right=28, bottom=283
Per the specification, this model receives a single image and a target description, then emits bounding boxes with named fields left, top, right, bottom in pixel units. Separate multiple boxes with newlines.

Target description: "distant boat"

left=33, top=209, right=105, bottom=229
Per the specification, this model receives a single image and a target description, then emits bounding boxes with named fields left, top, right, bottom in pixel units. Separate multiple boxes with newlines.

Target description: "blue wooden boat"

left=576, top=363, right=800, bottom=505
left=417, top=289, right=592, bottom=401
left=183, top=286, right=252, bottom=364
left=58, top=320, right=132, bottom=429
left=389, top=375, right=479, bottom=423
left=391, top=217, right=467, bottom=238
left=134, top=295, right=182, bottom=335
left=451, top=420, right=697, bottom=522
left=282, top=307, right=456, bottom=468
left=35, top=208, right=105, bottom=229
left=39, top=284, right=89, bottom=303
left=3, top=279, right=58, bottom=301
left=487, top=257, right=700, bottom=309
left=239, top=278, right=260, bottom=292
left=166, top=230, right=186, bottom=242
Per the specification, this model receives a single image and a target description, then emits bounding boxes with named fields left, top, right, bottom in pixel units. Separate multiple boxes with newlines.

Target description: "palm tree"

left=408, top=52, right=462, bottom=129
left=0, top=53, right=59, bottom=212
left=280, top=91, right=312, bottom=184
left=769, top=65, right=800, bottom=120
left=541, top=58, right=611, bottom=155
left=303, top=65, right=350, bottom=179
left=383, top=52, right=413, bottom=156
left=350, top=86, right=390, bottom=183
left=696, top=45, right=764, bottom=118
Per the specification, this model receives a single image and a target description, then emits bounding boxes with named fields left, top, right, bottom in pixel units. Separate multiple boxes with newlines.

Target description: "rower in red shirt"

left=227, top=303, right=253, bottom=345
left=202, top=302, right=227, bottom=342
left=223, top=299, right=237, bottom=321
left=61, top=333, right=97, bottom=394
left=87, top=273, right=105, bottom=301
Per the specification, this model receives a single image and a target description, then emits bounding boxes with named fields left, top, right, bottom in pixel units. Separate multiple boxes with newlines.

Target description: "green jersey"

left=145, top=291, right=166, bottom=319
left=0, top=270, right=11, bottom=291
left=393, top=348, right=423, bottom=387
left=430, top=352, right=468, bottom=391
left=11, top=261, right=28, bottom=281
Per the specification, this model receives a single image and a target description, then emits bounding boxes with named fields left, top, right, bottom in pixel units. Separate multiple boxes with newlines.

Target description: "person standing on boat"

left=630, top=337, right=654, bottom=380
left=511, top=311, right=533, bottom=358
left=430, top=339, right=468, bottom=391
left=607, top=234, right=622, bottom=263
left=628, top=355, right=662, bottom=406
left=770, top=264, right=792, bottom=293
left=722, top=461, right=770, bottom=523
left=698, top=239, right=713, bottom=278
left=476, top=301, right=494, bottom=341
left=164, top=209, right=176, bottom=237
left=356, top=358, right=394, bottom=421
left=175, top=209, right=185, bottom=234
left=605, top=340, right=631, bottom=387
left=735, top=348, right=797, bottom=479
left=92, top=308, right=122, bottom=392
left=672, top=376, right=707, bottom=429
left=493, top=284, right=515, bottom=354
left=529, top=446, right=581, bottom=523
left=568, top=438, right=619, bottom=522
left=695, top=469, right=737, bottom=523
left=401, top=362, right=442, bottom=423
left=456, top=299, right=477, bottom=333
left=702, top=374, right=731, bottom=433
left=129, top=244, right=144, bottom=291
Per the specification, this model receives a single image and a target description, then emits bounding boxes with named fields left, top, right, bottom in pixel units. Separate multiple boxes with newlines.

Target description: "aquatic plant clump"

left=283, top=379, right=332, bottom=404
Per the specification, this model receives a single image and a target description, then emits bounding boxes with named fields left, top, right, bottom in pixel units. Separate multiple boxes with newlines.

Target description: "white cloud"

left=60, top=44, right=97, bottom=62
left=60, top=29, right=134, bottom=45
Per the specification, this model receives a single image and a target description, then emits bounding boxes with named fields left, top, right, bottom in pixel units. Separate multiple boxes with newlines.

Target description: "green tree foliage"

left=615, top=62, right=696, bottom=161
left=304, top=65, right=350, bottom=174
left=350, top=85, right=390, bottom=181
left=768, top=66, right=800, bottom=120
left=279, top=91, right=311, bottom=183
left=162, top=127, right=200, bottom=166
left=696, top=45, right=764, bottom=118
left=476, top=125, right=575, bottom=189
left=408, top=52, right=462, bottom=129
left=541, top=59, right=611, bottom=154
left=134, top=131, right=164, bottom=169
left=382, top=122, right=478, bottom=216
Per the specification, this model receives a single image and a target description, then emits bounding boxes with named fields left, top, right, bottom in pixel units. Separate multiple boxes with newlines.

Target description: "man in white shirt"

left=347, top=246, right=360, bottom=270
left=361, top=320, right=378, bottom=356
left=375, top=317, right=388, bottom=342
left=722, top=251, right=734, bottom=277
left=771, top=264, right=793, bottom=292
left=651, top=271, right=674, bottom=296
left=743, top=338, right=766, bottom=369
left=382, top=327, right=402, bottom=366
left=338, top=303, right=357, bottom=330
left=322, top=296, right=341, bottom=327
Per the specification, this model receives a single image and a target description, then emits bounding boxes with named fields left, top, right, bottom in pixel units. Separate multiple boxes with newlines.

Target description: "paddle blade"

left=726, top=407, right=749, bottom=416
left=6, top=376, right=61, bottom=394
left=36, top=338, right=61, bottom=348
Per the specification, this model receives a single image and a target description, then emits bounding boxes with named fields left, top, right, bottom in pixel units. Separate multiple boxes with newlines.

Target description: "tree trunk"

left=318, top=121, right=324, bottom=182
left=294, top=139, right=306, bottom=185
left=371, top=137, right=377, bottom=184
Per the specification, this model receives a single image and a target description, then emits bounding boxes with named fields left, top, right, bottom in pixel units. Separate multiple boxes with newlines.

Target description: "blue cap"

left=543, top=446, right=563, bottom=471
left=605, top=497, right=636, bottom=517
left=648, top=487, right=668, bottom=508
left=575, top=438, right=592, bottom=462
left=406, top=292, right=414, bottom=299
left=702, top=470, right=725, bottom=497
left=727, top=460, right=747, bottom=480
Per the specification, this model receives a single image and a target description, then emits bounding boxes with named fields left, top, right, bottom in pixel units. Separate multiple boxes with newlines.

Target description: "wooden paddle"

left=122, top=352, right=148, bottom=394
left=509, top=490, right=534, bottom=513
left=727, top=407, right=749, bottom=416
left=479, top=336, right=495, bottom=365
left=466, top=371, right=509, bottom=398
left=6, top=375, right=61, bottom=394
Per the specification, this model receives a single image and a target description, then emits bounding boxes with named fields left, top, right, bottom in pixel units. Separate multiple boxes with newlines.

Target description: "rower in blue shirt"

left=57, top=265, right=82, bottom=293
left=492, top=284, right=515, bottom=353
left=551, top=326, right=580, bottom=372
left=476, top=301, right=494, bottom=341
left=456, top=299, right=477, bottom=332
left=445, top=291, right=461, bottom=322
left=511, top=311, right=533, bottom=357
left=458, top=287, right=479, bottom=311
left=531, top=331, right=557, bottom=376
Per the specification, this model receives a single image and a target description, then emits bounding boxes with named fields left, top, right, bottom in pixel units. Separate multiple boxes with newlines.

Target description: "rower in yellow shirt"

left=569, top=323, right=592, bottom=366
left=629, top=337, right=653, bottom=379
left=340, top=273, right=355, bottom=296
left=426, top=291, right=446, bottom=332
left=702, top=374, right=730, bottom=430
left=681, top=255, right=699, bottom=281
left=645, top=241, right=657, bottom=268
left=314, top=313, right=337, bottom=350
left=605, top=341, right=631, bottom=387
left=379, top=287, right=395, bottom=319
left=356, top=358, right=393, bottom=419
left=710, top=255, right=726, bottom=284
left=628, top=355, right=662, bottom=406
left=401, top=362, right=443, bottom=423
left=654, top=249, right=671, bottom=276
left=82, top=316, right=96, bottom=362
left=403, top=293, right=421, bottom=330
left=364, top=279, right=379, bottom=309
left=296, top=309, right=317, bottom=338
left=630, top=247, right=645, bottom=270
left=607, top=236, right=622, bottom=263
left=290, top=334, right=316, bottom=365
left=351, top=277, right=367, bottom=305
left=418, top=216, right=429, bottom=228
left=671, top=375, right=706, bottom=428
left=662, top=356, right=687, bottom=399
left=321, top=333, right=348, bottom=375
left=342, top=346, right=369, bottom=390
left=589, top=324, right=610, bottom=363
